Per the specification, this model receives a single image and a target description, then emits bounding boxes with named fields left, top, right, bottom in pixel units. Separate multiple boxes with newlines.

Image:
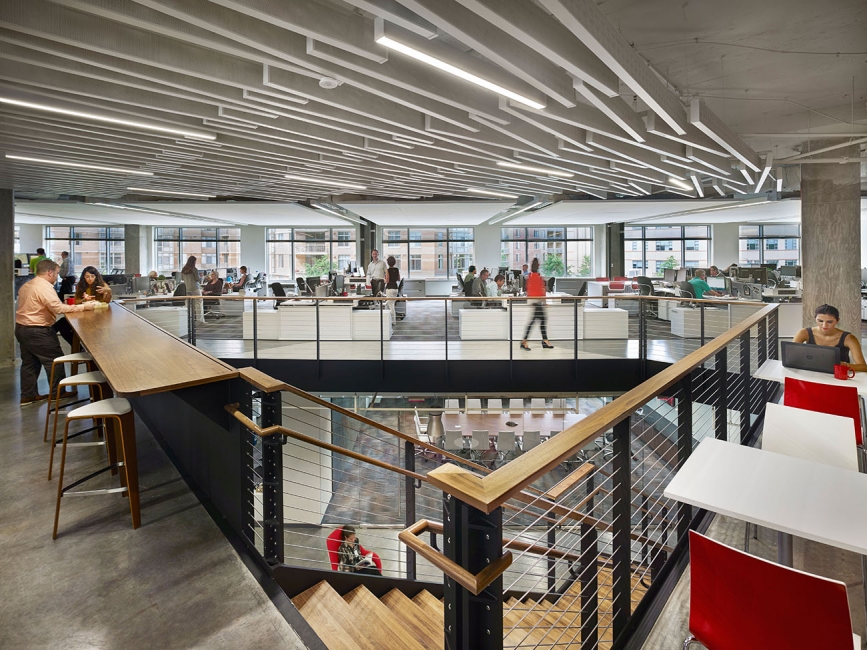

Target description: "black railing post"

left=260, top=390, right=284, bottom=564
left=238, top=382, right=255, bottom=546
left=699, top=304, right=706, bottom=348
left=252, top=297, right=258, bottom=363
left=443, top=494, right=503, bottom=650
left=315, top=298, right=321, bottom=365
left=404, top=440, right=417, bottom=581
left=379, top=297, right=384, bottom=378
left=638, top=297, right=647, bottom=378
left=757, top=318, right=768, bottom=403
left=610, top=417, right=632, bottom=641
left=714, top=348, right=728, bottom=441
left=188, top=297, right=196, bottom=345
left=574, top=298, right=579, bottom=379
left=739, top=332, right=751, bottom=444
left=508, top=298, right=514, bottom=380
left=676, top=374, right=693, bottom=541
left=768, top=309, right=779, bottom=360
left=547, top=522, right=557, bottom=594
left=579, top=471, right=599, bottom=650
left=444, top=298, right=449, bottom=370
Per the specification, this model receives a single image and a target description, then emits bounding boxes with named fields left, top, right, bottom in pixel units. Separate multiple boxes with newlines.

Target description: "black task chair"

left=677, top=280, right=697, bottom=305
left=455, top=271, right=464, bottom=294
left=270, top=282, right=288, bottom=308
left=170, top=282, right=187, bottom=307
left=546, top=276, right=555, bottom=292
left=636, top=276, right=657, bottom=316
left=295, top=276, right=308, bottom=296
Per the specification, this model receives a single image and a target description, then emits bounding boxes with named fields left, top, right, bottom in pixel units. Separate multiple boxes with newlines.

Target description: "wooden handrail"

left=423, top=303, right=779, bottom=514
left=225, top=404, right=425, bottom=482
left=399, top=520, right=513, bottom=595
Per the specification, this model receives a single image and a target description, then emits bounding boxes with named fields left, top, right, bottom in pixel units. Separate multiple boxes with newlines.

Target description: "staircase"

left=292, top=567, right=646, bottom=650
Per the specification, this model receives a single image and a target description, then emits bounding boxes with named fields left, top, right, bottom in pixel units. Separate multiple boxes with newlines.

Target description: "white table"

left=755, top=359, right=867, bottom=397
left=664, top=438, right=867, bottom=565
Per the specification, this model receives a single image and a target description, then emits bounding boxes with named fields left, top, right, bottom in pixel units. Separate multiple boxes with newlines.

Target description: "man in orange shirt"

left=16, top=259, right=95, bottom=405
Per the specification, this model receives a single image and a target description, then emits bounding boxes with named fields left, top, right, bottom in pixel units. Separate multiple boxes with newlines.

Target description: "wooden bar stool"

left=53, top=398, right=141, bottom=539
left=48, top=371, right=112, bottom=480
left=43, top=352, right=96, bottom=443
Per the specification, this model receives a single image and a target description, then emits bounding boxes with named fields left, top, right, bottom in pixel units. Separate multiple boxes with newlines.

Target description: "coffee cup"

left=65, top=297, right=75, bottom=305
left=834, top=364, right=855, bottom=380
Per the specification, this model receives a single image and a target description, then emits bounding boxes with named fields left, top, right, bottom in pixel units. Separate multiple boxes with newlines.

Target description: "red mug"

left=65, top=297, right=75, bottom=305
left=834, top=364, right=855, bottom=380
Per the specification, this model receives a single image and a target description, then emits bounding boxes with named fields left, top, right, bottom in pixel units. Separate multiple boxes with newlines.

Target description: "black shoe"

left=521, top=342, right=531, bottom=351
left=542, top=342, right=554, bottom=349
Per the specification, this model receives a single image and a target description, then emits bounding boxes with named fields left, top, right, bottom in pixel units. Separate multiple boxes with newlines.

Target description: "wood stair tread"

left=380, top=589, right=443, bottom=650
left=412, top=589, right=444, bottom=624
left=291, top=582, right=367, bottom=650
left=343, top=586, right=429, bottom=650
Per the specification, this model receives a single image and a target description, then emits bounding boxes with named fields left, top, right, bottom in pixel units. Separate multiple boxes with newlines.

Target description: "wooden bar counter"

left=65, top=303, right=238, bottom=397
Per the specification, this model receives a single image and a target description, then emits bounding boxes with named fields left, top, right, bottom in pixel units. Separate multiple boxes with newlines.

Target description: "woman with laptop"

left=793, top=304, right=866, bottom=370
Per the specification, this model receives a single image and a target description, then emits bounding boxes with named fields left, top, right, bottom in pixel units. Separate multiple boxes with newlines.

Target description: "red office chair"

left=325, top=527, right=382, bottom=572
left=686, top=530, right=858, bottom=649
left=783, top=377, right=862, bottom=446
left=595, top=277, right=610, bottom=282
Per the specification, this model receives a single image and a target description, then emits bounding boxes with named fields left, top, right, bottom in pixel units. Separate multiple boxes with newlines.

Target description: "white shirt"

left=367, top=259, right=387, bottom=281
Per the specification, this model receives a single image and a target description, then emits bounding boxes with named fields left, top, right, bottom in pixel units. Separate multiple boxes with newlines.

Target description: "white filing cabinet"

left=352, top=309, right=393, bottom=340
left=512, top=304, right=579, bottom=340
left=459, top=308, right=509, bottom=339
left=243, top=310, right=281, bottom=339
left=583, top=307, right=629, bottom=339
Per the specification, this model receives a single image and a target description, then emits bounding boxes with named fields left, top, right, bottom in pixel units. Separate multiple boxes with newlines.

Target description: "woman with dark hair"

left=181, top=256, right=205, bottom=323
left=385, top=255, right=400, bottom=323
left=337, top=525, right=381, bottom=575
left=521, top=258, right=553, bottom=351
left=793, top=304, right=866, bottom=370
left=74, top=266, right=112, bottom=304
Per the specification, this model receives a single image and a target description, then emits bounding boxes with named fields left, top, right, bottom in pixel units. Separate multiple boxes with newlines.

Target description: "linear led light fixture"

left=754, top=154, right=773, bottom=193
left=127, top=187, right=216, bottom=198
left=667, top=176, right=693, bottom=191
left=375, top=36, right=545, bottom=111
left=489, top=201, right=544, bottom=225
left=496, top=161, right=573, bottom=178
left=689, top=174, right=704, bottom=198
left=776, top=167, right=784, bottom=193
left=466, top=187, right=520, bottom=199
left=5, top=154, right=153, bottom=176
left=91, top=202, right=245, bottom=225
left=311, top=203, right=363, bottom=224
left=285, top=174, right=367, bottom=190
left=0, top=97, right=216, bottom=140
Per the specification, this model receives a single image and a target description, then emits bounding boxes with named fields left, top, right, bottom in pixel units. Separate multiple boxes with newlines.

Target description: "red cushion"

left=689, top=531, right=853, bottom=649
left=783, top=377, right=862, bottom=446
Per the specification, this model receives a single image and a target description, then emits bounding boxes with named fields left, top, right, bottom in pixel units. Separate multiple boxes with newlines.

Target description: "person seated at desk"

left=225, top=265, right=248, bottom=292
left=201, top=270, right=224, bottom=296
left=490, top=273, right=506, bottom=297
left=688, top=269, right=723, bottom=299
left=521, top=263, right=529, bottom=278
left=74, top=266, right=112, bottom=304
left=471, top=268, right=490, bottom=298
left=708, top=265, right=722, bottom=277
left=463, top=265, right=477, bottom=286
left=793, top=304, right=867, bottom=371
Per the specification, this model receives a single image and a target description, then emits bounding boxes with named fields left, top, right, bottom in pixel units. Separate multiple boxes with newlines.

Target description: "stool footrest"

left=59, top=441, right=106, bottom=449
left=62, top=462, right=124, bottom=493
left=65, top=486, right=129, bottom=497
left=49, top=398, right=90, bottom=414
left=60, top=425, right=102, bottom=442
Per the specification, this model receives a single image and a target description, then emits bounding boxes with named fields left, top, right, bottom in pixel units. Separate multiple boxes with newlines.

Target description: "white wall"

left=472, top=222, right=502, bottom=272
left=711, top=223, right=740, bottom=269
left=239, top=226, right=268, bottom=277
left=17, top=224, right=42, bottom=254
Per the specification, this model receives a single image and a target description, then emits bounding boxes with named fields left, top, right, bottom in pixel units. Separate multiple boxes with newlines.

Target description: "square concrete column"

left=800, top=142, right=862, bottom=331
left=0, top=189, right=14, bottom=366
left=125, top=224, right=142, bottom=276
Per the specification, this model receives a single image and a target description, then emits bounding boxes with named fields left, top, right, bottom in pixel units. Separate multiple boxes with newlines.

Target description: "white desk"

left=754, top=359, right=867, bottom=396
left=664, top=437, right=867, bottom=565
left=459, top=308, right=509, bottom=340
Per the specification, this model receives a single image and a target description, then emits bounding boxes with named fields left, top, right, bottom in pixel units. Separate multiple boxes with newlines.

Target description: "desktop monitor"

left=663, top=268, right=676, bottom=284
left=706, top=275, right=727, bottom=291
left=498, top=266, right=508, bottom=277
left=760, top=262, right=777, bottom=271
left=306, top=276, right=320, bottom=292
left=511, top=269, right=522, bottom=280
left=675, top=268, right=688, bottom=283
left=780, top=265, right=802, bottom=278
left=737, top=267, right=768, bottom=285
left=133, top=276, right=151, bottom=293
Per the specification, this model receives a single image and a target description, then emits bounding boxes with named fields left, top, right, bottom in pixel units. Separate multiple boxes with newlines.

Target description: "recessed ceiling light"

left=467, top=187, right=520, bottom=199
left=496, top=161, right=574, bottom=178
left=6, top=154, right=153, bottom=175
left=667, top=176, right=693, bottom=191
left=0, top=97, right=216, bottom=140
left=285, top=174, right=367, bottom=190
left=375, top=36, right=545, bottom=111
left=127, top=187, right=216, bottom=198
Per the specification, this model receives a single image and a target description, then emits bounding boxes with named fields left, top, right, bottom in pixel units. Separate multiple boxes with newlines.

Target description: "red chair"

left=686, top=530, right=858, bottom=649
left=783, top=377, right=862, bottom=446
left=325, top=527, right=382, bottom=572
left=595, top=277, right=610, bottom=282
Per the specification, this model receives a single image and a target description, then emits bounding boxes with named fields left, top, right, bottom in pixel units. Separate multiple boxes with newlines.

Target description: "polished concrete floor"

left=0, top=362, right=308, bottom=650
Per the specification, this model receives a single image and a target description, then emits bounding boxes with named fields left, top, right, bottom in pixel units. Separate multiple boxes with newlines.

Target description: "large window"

left=45, top=226, right=125, bottom=273
left=380, top=228, right=473, bottom=278
left=155, top=227, right=241, bottom=274
left=266, top=227, right=358, bottom=280
left=624, top=225, right=710, bottom=277
left=738, top=225, right=800, bottom=267
left=501, top=227, right=593, bottom=276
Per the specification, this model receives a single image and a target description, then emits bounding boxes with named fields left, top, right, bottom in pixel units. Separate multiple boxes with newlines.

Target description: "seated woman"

left=793, top=304, right=866, bottom=371
left=337, top=525, right=381, bottom=575
left=226, top=265, right=249, bottom=292
left=201, top=270, right=224, bottom=296
left=74, top=266, right=112, bottom=304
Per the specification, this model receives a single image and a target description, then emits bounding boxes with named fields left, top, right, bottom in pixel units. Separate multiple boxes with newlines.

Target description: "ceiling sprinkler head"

left=319, top=77, right=340, bottom=90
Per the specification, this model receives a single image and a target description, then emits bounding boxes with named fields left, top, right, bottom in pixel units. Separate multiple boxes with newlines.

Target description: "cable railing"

left=116, top=293, right=771, bottom=367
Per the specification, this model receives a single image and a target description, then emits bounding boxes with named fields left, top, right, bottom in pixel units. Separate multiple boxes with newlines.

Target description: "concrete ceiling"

left=0, top=0, right=863, bottom=208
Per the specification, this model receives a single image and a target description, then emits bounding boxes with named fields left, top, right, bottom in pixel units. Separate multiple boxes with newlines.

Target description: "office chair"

left=295, top=276, right=308, bottom=296
left=636, top=276, right=658, bottom=316
left=170, top=282, right=186, bottom=307
left=677, top=281, right=696, bottom=302
left=269, top=282, right=288, bottom=308
left=546, top=276, right=555, bottom=292
left=203, top=278, right=224, bottom=319
left=455, top=271, right=464, bottom=293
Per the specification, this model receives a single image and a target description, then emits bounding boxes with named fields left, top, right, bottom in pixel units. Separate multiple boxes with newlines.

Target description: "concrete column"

left=124, top=224, right=141, bottom=275
left=800, top=142, right=862, bottom=331
left=0, top=189, right=14, bottom=367
left=606, top=222, right=624, bottom=278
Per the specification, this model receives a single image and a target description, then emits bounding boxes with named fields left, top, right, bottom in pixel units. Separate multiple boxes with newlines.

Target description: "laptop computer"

left=780, top=341, right=840, bottom=374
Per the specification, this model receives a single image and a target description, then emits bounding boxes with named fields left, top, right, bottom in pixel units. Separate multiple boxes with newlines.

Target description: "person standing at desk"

left=793, top=304, right=866, bottom=370
left=366, top=249, right=387, bottom=296
left=181, top=256, right=205, bottom=324
left=29, top=248, right=47, bottom=275
left=521, top=263, right=529, bottom=278
left=384, top=255, right=400, bottom=323
left=688, top=269, right=723, bottom=299
left=15, top=259, right=96, bottom=406
left=521, top=258, right=553, bottom=351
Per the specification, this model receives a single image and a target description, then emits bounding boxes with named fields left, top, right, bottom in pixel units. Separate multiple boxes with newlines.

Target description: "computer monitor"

left=730, top=280, right=744, bottom=298
left=675, top=268, right=688, bottom=283
left=760, top=262, right=777, bottom=271
left=779, top=265, right=797, bottom=278
left=663, top=268, right=676, bottom=284
left=334, top=274, right=345, bottom=294
left=737, top=267, right=768, bottom=285
left=133, top=276, right=151, bottom=293
left=498, top=266, right=508, bottom=276
left=706, top=275, right=726, bottom=291
left=306, top=276, right=320, bottom=292
left=511, top=269, right=522, bottom=280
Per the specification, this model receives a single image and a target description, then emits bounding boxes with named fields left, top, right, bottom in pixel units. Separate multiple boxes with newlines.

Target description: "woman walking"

left=521, top=258, right=553, bottom=351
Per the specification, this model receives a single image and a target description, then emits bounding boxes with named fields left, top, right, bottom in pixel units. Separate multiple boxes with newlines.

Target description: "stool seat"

left=55, top=352, right=93, bottom=363
left=68, top=398, right=131, bottom=420
left=59, top=370, right=107, bottom=387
